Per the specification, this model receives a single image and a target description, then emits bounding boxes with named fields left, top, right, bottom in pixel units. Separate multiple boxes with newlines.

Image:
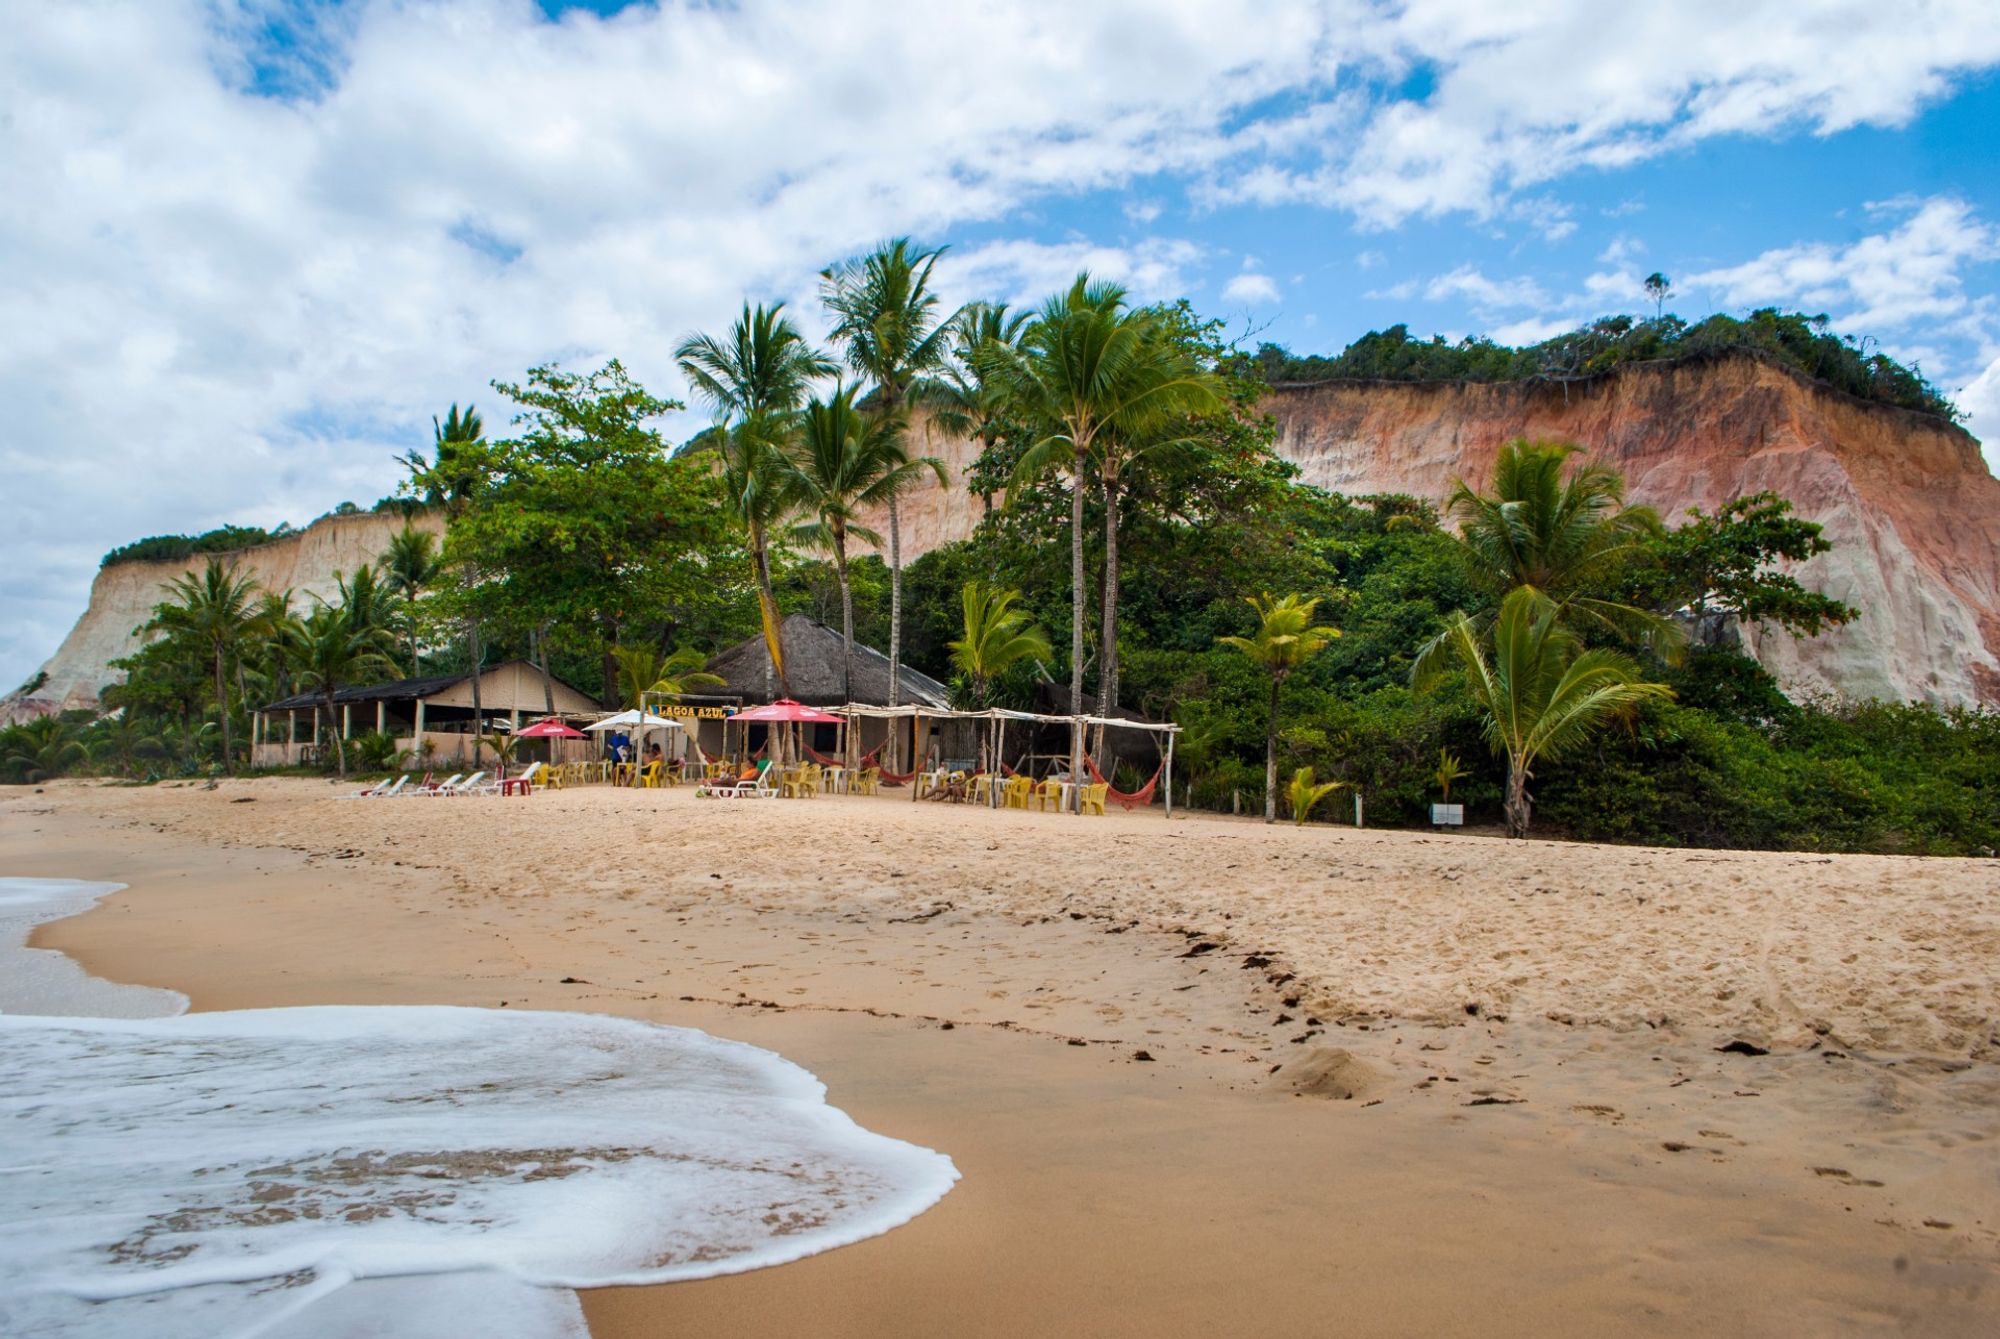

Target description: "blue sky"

left=4, top=0, right=2000, bottom=691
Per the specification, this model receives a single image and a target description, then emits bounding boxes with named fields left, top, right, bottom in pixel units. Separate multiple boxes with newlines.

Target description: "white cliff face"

left=1, top=512, right=444, bottom=723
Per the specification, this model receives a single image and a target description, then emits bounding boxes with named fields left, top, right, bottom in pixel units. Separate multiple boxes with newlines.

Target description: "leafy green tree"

left=1637, top=492, right=1856, bottom=645
left=382, top=525, right=443, bottom=674
left=283, top=604, right=396, bottom=778
left=1644, top=272, right=1672, bottom=320
left=1218, top=593, right=1341, bottom=823
left=789, top=385, right=946, bottom=700
left=1415, top=587, right=1674, bottom=837
left=820, top=238, right=956, bottom=732
left=949, top=582, right=1052, bottom=707
left=445, top=360, right=731, bottom=707
left=144, top=558, right=262, bottom=773
left=1442, top=439, right=1678, bottom=654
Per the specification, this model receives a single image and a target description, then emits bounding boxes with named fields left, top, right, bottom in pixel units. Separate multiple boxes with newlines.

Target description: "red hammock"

left=1083, top=756, right=1164, bottom=810
left=805, top=743, right=881, bottom=770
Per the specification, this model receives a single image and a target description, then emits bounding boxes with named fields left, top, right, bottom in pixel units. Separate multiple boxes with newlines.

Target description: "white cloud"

left=1421, top=265, right=1547, bottom=310
left=1955, top=352, right=2000, bottom=470
left=1204, top=1, right=2000, bottom=225
left=1686, top=197, right=2000, bottom=333
left=1222, top=271, right=1282, bottom=304
left=3, top=1, right=2000, bottom=685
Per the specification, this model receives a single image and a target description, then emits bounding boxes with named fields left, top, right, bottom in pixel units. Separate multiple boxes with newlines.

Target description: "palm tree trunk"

left=887, top=496, right=904, bottom=766
left=1505, top=757, right=1532, bottom=838
left=467, top=617, right=483, bottom=767
left=325, top=697, right=347, bottom=778
left=1098, top=473, right=1122, bottom=769
left=1068, top=447, right=1088, bottom=797
left=1264, top=674, right=1281, bottom=824
left=834, top=535, right=855, bottom=705
left=215, top=645, right=234, bottom=774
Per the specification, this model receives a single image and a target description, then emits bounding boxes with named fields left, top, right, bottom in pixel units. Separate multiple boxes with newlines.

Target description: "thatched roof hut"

left=705, top=615, right=951, bottom=709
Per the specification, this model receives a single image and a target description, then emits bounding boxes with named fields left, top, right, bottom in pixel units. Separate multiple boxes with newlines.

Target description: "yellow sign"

left=657, top=704, right=729, bottom=719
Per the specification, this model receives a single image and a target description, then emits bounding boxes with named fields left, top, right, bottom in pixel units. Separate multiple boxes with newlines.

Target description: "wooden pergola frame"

left=833, top=704, right=1180, bottom=816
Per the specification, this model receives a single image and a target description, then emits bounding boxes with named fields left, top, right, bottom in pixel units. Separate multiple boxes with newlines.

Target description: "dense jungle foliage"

left=11, top=265, right=1993, bottom=855
left=1257, top=307, right=1962, bottom=423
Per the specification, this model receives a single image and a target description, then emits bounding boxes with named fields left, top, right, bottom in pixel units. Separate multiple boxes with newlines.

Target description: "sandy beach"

left=7, top=776, right=1999, bottom=1336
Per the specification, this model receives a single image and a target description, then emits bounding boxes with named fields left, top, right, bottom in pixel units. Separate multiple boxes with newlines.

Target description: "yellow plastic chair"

left=1001, top=775, right=1032, bottom=810
left=1079, top=782, right=1109, bottom=816
left=852, top=767, right=880, bottom=796
left=638, top=761, right=662, bottom=788
left=1034, top=778, right=1064, bottom=812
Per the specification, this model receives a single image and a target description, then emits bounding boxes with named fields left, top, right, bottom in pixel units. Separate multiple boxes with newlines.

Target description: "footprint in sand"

left=1572, top=1103, right=1624, bottom=1123
left=1811, top=1166, right=1886, bottom=1187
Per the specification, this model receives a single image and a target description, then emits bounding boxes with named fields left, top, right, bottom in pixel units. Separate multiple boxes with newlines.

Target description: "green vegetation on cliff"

left=1256, top=308, right=1962, bottom=423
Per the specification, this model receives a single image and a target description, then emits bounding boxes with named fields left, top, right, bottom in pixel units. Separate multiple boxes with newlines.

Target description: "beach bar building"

left=694, top=615, right=954, bottom=762
left=252, top=660, right=601, bottom=768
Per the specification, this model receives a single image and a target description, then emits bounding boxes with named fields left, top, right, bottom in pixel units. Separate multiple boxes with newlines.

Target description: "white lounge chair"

left=459, top=772, right=499, bottom=796
left=414, top=773, right=463, bottom=797
left=701, top=765, right=779, bottom=799
left=337, top=774, right=406, bottom=800
left=435, top=771, right=486, bottom=796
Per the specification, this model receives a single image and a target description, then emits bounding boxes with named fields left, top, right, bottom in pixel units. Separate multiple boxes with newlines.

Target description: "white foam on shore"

left=0, top=1006, right=959, bottom=1337
left=0, top=878, right=188, bottom=1018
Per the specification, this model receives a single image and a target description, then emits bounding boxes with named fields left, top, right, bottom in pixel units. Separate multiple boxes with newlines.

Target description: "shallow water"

left=0, top=895, right=957, bottom=1339
left=0, top=877, right=188, bottom=1018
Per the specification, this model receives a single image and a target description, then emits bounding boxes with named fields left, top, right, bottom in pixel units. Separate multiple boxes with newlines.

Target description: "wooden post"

left=413, top=699, right=425, bottom=756
left=1354, top=791, right=1364, bottom=828
left=1068, top=717, right=1082, bottom=814
left=341, top=703, right=352, bottom=739
left=376, top=700, right=386, bottom=735
left=910, top=711, right=922, bottom=801
left=1163, top=728, right=1175, bottom=820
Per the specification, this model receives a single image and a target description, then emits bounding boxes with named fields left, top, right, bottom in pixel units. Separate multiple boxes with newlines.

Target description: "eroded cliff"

left=2, top=512, right=444, bottom=723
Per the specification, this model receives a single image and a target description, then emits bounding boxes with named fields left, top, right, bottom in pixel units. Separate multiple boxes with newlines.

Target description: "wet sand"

left=6, top=777, right=1999, bottom=1336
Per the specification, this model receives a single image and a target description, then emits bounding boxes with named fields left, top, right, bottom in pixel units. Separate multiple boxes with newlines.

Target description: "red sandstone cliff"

left=875, top=353, right=2000, bottom=708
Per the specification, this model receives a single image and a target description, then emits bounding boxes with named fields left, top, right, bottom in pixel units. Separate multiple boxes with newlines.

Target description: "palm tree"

left=382, top=525, right=442, bottom=675
left=921, top=301, right=1030, bottom=515
left=145, top=558, right=261, bottom=773
left=820, top=238, right=957, bottom=744
left=676, top=303, right=835, bottom=707
left=1444, top=439, right=1677, bottom=653
left=3, top=715, right=86, bottom=782
left=398, top=404, right=488, bottom=515
left=1218, top=593, right=1341, bottom=823
left=788, top=385, right=946, bottom=702
left=1286, top=767, right=1347, bottom=826
left=612, top=645, right=725, bottom=711
left=949, top=582, right=1051, bottom=707
left=994, top=274, right=1219, bottom=781
left=281, top=604, right=395, bottom=778
left=402, top=404, right=490, bottom=760
left=675, top=301, right=835, bottom=424
left=333, top=563, right=399, bottom=645
left=1414, top=587, right=1674, bottom=837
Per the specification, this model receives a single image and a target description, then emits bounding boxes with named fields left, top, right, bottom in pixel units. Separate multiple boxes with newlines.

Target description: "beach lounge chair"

left=414, top=772, right=462, bottom=797
left=339, top=774, right=407, bottom=800
left=701, top=761, right=779, bottom=799
left=1079, top=782, right=1109, bottom=816
left=439, top=771, right=487, bottom=796
left=501, top=762, right=545, bottom=796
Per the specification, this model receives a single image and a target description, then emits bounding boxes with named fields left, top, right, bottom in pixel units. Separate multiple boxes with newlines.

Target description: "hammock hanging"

left=1082, top=756, right=1164, bottom=809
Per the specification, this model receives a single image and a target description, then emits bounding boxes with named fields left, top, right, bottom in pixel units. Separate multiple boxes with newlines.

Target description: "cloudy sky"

left=5, top=0, right=2000, bottom=691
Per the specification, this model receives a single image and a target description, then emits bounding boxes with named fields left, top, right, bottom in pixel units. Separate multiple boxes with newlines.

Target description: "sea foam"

left=0, top=877, right=188, bottom=1018
left=0, top=1006, right=959, bottom=1337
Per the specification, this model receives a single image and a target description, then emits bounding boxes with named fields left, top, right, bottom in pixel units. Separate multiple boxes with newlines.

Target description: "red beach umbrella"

left=515, top=717, right=587, bottom=739
left=728, top=698, right=845, bottom=724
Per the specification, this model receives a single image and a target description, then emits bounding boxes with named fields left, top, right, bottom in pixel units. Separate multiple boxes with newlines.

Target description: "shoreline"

left=7, top=778, right=2000, bottom=1335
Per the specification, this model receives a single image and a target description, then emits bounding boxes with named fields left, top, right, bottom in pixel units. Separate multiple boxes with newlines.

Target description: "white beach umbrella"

left=585, top=711, right=682, bottom=731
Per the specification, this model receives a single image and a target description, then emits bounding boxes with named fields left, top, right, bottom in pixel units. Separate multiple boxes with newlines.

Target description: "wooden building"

left=253, top=660, right=600, bottom=768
